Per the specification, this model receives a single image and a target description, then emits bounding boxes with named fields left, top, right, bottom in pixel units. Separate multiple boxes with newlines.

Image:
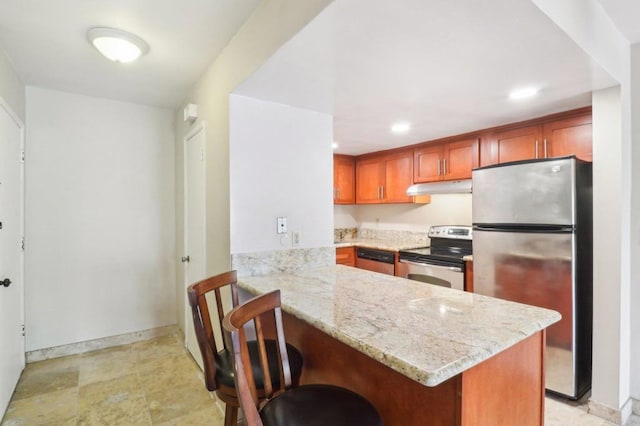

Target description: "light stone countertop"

left=238, top=265, right=560, bottom=387
left=334, top=238, right=426, bottom=252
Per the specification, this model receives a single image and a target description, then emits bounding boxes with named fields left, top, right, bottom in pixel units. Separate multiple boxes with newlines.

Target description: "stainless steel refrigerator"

left=472, top=156, right=592, bottom=400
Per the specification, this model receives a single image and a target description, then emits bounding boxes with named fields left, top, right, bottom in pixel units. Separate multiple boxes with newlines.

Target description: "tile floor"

left=1, top=333, right=639, bottom=425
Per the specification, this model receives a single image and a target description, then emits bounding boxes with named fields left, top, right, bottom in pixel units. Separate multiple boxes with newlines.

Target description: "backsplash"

left=334, top=227, right=430, bottom=246
left=232, top=247, right=334, bottom=277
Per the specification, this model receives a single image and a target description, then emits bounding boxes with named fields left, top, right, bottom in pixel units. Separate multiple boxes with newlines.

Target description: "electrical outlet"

left=277, top=217, right=287, bottom=234
left=292, top=231, right=300, bottom=246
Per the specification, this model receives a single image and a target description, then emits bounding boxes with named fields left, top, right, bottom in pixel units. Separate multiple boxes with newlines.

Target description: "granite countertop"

left=238, top=265, right=560, bottom=387
left=334, top=238, right=426, bottom=252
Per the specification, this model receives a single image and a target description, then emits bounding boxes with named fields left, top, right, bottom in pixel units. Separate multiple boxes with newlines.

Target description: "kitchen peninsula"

left=239, top=265, right=560, bottom=426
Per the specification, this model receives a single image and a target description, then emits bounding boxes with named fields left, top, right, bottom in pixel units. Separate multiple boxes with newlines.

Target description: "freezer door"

left=473, top=228, right=577, bottom=397
left=472, top=158, right=577, bottom=225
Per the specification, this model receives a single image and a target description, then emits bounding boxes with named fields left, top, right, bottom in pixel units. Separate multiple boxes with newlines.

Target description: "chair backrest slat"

left=223, top=290, right=290, bottom=424
left=187, top=270, right=239, bottom=391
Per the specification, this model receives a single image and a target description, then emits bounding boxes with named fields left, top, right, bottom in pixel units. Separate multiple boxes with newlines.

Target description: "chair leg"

left=224, top=404, right=238, bottom=426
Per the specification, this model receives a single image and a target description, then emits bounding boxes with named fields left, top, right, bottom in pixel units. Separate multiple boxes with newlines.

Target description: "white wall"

left=25, top=87, right=176, bottom=351
left=230, top=95, right=333, bottom=253
left=173, top=0, right=332, bottom=334
left=0, top=49, right=25, bottom=123
left=592, top=86, right=627, bottom=407
left=341, top=195, right=472, bottom=231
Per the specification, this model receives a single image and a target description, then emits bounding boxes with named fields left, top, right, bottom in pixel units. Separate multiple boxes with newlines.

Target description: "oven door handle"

left=398, top=259, right=463, bottom=273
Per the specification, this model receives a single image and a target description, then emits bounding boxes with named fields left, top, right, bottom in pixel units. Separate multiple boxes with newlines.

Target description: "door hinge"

left=21, top=324, right=25, bottom=337
left=21, top=150, right=25, bottom=162
left=21, top=237, right=24, bottom=251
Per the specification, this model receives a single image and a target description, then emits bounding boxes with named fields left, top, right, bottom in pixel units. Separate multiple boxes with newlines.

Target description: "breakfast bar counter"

left=238, top=265, right=560, bottom=425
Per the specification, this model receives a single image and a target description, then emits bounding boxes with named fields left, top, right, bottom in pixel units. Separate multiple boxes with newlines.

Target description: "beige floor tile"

left=132, top=335, right=185, bottom=362
left=11, top=365, right=79, bottom=401
left=79, top=346, right=138, bottom=387
left=78, top=374, right=145, bottom=407
left=76, top=394, right=151, bottom=426
left=145, top=379, right=216, bottom=424
left=1, top=387, right=78, bottom=425
left=153, top=405, right=225, bottom=426
left=77, top=373, right=150, bottom=426
left=138, top=354, right=203, bottom=392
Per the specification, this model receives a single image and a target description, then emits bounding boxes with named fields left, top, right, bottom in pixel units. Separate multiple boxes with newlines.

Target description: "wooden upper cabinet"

left=383, top=152, right=413, bottom=202
left=356, top=150, right=413, bottom=204
left=443, top=138, right=479, bottom=180
left=493, top=125, right=542, bottom=164
left=333, top=155, right=355, bottom=204
left=543, top=115, right=592, bottom=162
left=414, top=138, right=479, bottom=183
left=355, top=157, right=384, bottom=203
left=414, top=144, right=442, bottom=183
left=487, top=110, right=592, bottom=165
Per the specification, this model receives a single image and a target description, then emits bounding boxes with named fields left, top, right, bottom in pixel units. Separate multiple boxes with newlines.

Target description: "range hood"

left=406, top=179, right=472, bottom=195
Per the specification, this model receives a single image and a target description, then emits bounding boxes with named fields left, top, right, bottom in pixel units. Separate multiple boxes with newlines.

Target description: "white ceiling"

left=0, top=0, right=636, bottom=154
left=235, top=0, right=620, bottom=155
left=0, top=0, right=261, bottom=108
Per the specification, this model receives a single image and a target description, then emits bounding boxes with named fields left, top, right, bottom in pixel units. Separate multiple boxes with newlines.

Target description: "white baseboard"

left=26, top=324, right=178, bottom=363
left=588, top=397, right=633, bottom=425
left=633, top=398, right=640, bottom=416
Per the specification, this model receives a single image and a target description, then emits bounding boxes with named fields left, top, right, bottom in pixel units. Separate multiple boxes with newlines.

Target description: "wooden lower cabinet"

left=464, top=260, right=473, bottom=292
left=335, top=246, right=355, bottom=267
left=281, top=312, right=545, bottom=426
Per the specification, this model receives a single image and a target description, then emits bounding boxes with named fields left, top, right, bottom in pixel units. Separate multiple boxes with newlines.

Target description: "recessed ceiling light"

left=509, top=87, right=539, bottom=100
left=391, top=122, right=411, bottom=133
left=87, top=27, right=149, bottom=63
left=332, top=142, right=339, bottom=150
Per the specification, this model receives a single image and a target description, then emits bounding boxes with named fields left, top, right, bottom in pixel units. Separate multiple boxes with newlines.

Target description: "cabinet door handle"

left=535, top=140, right=539, bottom=159
left=336, top=188, right=340, bottom=200
left=543, top=139, right=548, bottom=158
left=437, top=159, right=441, bottom=176
left=443, top=159, right=447, bottom=175
left=380, top=186, right=384, bottom=199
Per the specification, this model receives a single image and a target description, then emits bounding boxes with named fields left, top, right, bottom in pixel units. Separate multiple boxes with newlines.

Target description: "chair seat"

left=216, top=340, right=303, bottom=389
left=259, top=384, right=381, bottom=426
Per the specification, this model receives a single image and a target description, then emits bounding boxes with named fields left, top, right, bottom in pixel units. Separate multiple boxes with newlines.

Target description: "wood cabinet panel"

left=444, top=138, right=479, bottom=180
left=414, top=138, right=479, bottom=183
left=383, top=153, right=413, bottom=203
left=414, top=144, right=442, bottom=182
left=335, top=246, right=355, bottom=267
left=355, top=158, right=384, bottom=204
left=493, top=125, right=542, bottom=164
left=333, top=155, right=355, bottom=204
left=356, top=150, right=413, bottom=204
left=543, top=115, right=592, bottom=162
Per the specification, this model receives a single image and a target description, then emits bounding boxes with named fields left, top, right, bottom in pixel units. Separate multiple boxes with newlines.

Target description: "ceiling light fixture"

left=391, top=122, right=411, bottom=134
left=509, top=87, right=539, bottom=100
left=87, top=27, right=149, bottom=63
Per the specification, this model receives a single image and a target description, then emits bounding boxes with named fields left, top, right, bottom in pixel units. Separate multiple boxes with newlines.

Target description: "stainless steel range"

left=397, top=225, right=472, bottom=291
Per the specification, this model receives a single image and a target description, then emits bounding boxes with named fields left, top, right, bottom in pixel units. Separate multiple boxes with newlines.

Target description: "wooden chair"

left=222, top=289, right=382, bottom=426
left=187, top=271, right=303, bottom=426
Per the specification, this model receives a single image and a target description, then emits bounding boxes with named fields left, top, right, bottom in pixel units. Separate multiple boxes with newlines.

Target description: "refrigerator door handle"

left=473, top=224, right=575, bottom=233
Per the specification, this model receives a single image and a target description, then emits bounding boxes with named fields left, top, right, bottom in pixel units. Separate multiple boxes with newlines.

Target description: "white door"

left=0, top=101, right=25, bottom=417
left=183, top=123, right=207, bottom=366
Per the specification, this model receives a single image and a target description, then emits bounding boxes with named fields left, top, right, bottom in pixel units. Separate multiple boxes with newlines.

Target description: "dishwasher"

left=355, top=247, right=395, bottom=275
